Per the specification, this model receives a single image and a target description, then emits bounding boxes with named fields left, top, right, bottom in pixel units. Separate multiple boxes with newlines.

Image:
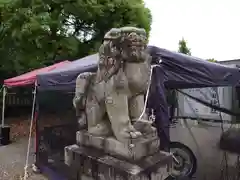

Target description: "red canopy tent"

left=1, top=60, right=70, bottom=129
left=1, top=60, right=71, bottom=174
left=4, top=61, right=70, bottom=87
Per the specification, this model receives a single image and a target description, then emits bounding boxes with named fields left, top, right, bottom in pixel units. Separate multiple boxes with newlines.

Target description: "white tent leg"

left=23, top=84, right=37, bottom=180
left=1, top=86, right=6, bottom=127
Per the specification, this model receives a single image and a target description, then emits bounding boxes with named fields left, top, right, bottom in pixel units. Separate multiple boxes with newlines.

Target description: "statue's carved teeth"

left=130, top=42, right=142, bottom=47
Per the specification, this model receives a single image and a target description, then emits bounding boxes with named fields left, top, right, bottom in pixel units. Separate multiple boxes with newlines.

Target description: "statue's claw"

left=129, top=131, right=142, bottom=139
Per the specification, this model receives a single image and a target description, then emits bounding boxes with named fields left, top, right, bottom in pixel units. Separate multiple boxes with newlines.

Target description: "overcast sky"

left=145, top=0, right=240, bottom=61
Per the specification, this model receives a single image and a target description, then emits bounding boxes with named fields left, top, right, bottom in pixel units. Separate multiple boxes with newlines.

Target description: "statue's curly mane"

left=96, top=27, right=148, bottom=83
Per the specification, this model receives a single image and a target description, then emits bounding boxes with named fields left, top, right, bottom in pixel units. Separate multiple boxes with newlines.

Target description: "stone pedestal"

left=64, top=130, right=172, bottom=180
left=76, top=130, right=160, bottom=161
left=65, top=144, right=171, bottom=180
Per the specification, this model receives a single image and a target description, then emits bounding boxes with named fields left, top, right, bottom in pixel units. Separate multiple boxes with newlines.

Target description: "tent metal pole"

left=23, top=83, right=37, bottom=180
left=33, top=97, right=39, bottom=170
left=1, top=86, right=6, bottom=127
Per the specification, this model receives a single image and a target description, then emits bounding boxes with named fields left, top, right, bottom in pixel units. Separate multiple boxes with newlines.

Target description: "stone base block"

left=76, top=130, right=160, bottom=161
left=64, top=144, right=172, bottom=180
left=64, top=144, right=79, bottom=166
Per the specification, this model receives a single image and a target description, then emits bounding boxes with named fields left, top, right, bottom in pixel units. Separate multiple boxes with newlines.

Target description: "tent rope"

left=137, top=64, right=162, bottom=122
left=23, top=84, right=37, bottom=180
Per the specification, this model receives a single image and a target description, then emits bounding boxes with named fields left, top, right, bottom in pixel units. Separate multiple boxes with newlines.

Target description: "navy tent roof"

left=37, top=46, right=240, bottom=91
left=37, top=53, right=98, bottom=91
left=148, top=46, right=240, bottom=89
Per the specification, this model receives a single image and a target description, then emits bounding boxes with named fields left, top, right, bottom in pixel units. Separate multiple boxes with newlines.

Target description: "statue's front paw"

left=133, top=120, right=156, bottom=134
left=129, top=131, right=142, bottom=138
left=121, top=126, right=142, bottom=139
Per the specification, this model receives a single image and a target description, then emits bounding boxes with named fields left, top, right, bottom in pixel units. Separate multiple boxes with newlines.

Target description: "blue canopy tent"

left=34, top=46, right=240, bottom=179
left=37, top=46, right=240, bottom=91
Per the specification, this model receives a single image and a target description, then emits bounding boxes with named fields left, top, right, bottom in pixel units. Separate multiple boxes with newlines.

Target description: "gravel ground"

left=0, top=137, right=47, bottom=180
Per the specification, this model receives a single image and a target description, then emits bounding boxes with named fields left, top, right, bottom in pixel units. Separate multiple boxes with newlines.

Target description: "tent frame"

left=1, top=60, right=70, bottom=128
left=1, top=85, right=6, bottom=127
left=1, top=84, right=37, bottom=126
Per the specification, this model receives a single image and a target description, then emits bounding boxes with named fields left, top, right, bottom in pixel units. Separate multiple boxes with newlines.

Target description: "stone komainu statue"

left=73, top=27, right=154, bottom=143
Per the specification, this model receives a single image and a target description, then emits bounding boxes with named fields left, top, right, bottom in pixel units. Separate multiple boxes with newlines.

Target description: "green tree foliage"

left=178, top=38, right=191, bottom=55
left=207, top=58, right=217, bottom=63
left=0, top=0, right=152, bottom=79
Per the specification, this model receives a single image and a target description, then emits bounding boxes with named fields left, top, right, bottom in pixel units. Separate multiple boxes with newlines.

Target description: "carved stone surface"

left=64, top=145, right=171, bottom=180
left=66, top=26, right=171, bottom=180
left=76, top=129, right=160, bottom=161
left=64, top=144, right=79, bottom=166
left=73, top=26, right=154, bottom=144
